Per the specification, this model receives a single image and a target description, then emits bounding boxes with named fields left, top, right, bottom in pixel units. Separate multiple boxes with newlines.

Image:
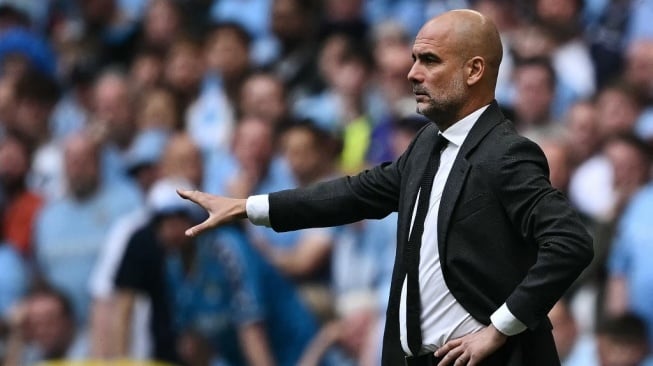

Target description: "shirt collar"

left=440, top=104, right=490, bottom=147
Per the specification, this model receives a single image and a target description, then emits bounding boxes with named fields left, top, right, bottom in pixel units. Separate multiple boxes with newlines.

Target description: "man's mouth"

left=413, top=89, right=429, bottom=97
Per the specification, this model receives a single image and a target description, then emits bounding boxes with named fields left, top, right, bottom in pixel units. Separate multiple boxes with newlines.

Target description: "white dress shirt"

left=245, top=105, right=527, bottom=356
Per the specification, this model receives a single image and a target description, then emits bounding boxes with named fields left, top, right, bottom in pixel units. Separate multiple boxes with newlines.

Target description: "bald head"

left=420, top=10, right=503, bottom=80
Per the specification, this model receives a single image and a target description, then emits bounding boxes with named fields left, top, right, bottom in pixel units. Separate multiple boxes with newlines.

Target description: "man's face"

left=271, top=0, right=308, bottom=42
left=513, top=65, right=555, bottom=126
left=0, top=138, right=28, bottom=192
left=605, top=140, right=649, bottom=193
left=144, top=0, right=180, bottom=46
left=161, top=136, right=203, bottom=188
left=26, top=295, right=73, bottom=358
left=598, top=335, right=649, bottom=366
left=596, top=89, right=639, bottom=138
left=93, top=76, right=133, bottom=142
left=64, top=137, right=99, bottom=200
left=407, top=25, right=467, bottom=124
left=156, top=214, right=194, bottom=251
left=240, top=76, right=286, bottom=124
left=14, top=98, right=54, bottom=142
left=205, top=29, right=250, bottom=79
left=283, top=129, right=321, bottom=183
left=232, top=119, right=274, bottom=173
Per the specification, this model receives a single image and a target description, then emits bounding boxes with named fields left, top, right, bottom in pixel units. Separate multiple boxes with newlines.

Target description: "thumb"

left=185, top=217, right=215, bottom=237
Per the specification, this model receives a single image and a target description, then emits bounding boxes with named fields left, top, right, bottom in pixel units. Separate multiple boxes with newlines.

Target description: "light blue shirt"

left=626, top=0, right=653, bottom=44
left=35, top=181, right=142, bottom=324
left=609, top=183, right=653, bottom=345
left=0, top=243, right=27, bottom=316
left=332, top=213, right=396, bottom=312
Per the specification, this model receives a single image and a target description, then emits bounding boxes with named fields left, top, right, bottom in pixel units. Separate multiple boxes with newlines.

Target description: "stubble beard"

left=416, top=78, right=467, bottom=130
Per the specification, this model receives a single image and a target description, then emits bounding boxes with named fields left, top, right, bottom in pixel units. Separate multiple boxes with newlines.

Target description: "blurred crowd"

left=1, top=0, right=653, bottom=365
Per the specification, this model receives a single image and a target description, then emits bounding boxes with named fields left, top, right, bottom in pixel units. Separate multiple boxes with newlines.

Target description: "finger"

left=184, top=217, right=215, bottom=237
left=437, top=346, right=464, bottom=366
left=454, top=352, right=470, bottom=366
left=177, top=189, right=196, bottom=201
left=435, top=339, right=462, bottom=357
left=177, top=189, right=208, bottom=207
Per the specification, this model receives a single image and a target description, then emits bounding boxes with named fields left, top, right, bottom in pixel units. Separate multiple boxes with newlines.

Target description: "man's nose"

left=407, top=63, right=423, bottom=84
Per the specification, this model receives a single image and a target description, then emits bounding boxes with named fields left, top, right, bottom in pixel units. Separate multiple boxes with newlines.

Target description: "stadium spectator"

left=8, top=71, right=63, bottom=201
left=135, top=87, right=182, bottom=132
left=591, top=313, right=653, bottom=366
left=114, top=178, right=317, bottom=365
left=34, top=131, right=141, bottom=325
left=203, top=22, right=253, bottom=105
left=238, top=71, right=290, bottom=131
left=536, top=135, right=573, bottom=195
left=293, top=33, right=373, bottom=173
left=5, top=70, right=60, bottom=153
left=140, top=0, right=184, bottom=54
left=0, top=136, right=42, bottom=259
left=366, top=21, right=415, bottom=127
left=507, top=57, right=557, bottom=131
left=267, top=0, right=322, bottom=99
left=3, top=288, right=89, bottom=365
left=127, top=48, right=165, bottom=96
left=251, top=122, right=341, bottom=319
left=564, top=100, right=601, bottom=167
left=90, top=70, right=141, bottom=185
left=596, top=313, right=653, bottom=366
left=569, top=81, right=645, bottom=221
left=606, top=181, right=653, bottom=348
left=534, top=0, right=596, bottom=117
left=88, top=131, right=200, bottom=359
left=74, top=0, right=141, bottom=69
left=163, top=37, right=203, bottom=114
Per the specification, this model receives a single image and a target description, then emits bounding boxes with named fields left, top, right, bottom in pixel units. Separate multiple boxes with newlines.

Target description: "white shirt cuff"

left=490, top=303, right=527, bottom=336
left=246, top=194, right=271, bottom=227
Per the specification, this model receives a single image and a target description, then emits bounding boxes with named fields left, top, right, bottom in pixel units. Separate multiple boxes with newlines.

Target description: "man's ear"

left=466, top=56, right=485, bottom=86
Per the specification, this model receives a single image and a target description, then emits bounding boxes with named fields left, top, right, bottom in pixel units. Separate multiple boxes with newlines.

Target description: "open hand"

left=177, top=189, right=247, bottom=237
left=435, top=325, right=507, bottom=366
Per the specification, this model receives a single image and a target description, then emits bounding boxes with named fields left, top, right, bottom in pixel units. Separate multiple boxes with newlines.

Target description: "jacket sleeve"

left=268, top=125, right=430, bottom=232
left=489, top=136, right=593, bottom=330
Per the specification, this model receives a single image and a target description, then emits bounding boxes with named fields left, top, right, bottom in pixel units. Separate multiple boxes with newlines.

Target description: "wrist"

left=488, top=324, right=509, bottom=341
left=234, top=198, right=248, bottom=220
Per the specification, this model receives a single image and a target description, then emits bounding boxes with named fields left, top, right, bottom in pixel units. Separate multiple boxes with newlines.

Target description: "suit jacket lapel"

left=437, top=101, right=505, bottom=256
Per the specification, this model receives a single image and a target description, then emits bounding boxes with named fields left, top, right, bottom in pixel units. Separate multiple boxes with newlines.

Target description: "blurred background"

left=0, top=0, right=653, bottom=365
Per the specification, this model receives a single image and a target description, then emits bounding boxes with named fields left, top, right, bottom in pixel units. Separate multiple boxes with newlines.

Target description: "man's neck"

left=437, top=98, right=493, bottom=132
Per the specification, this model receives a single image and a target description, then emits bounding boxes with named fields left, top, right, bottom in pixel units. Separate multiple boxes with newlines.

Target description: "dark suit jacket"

left=268, top=102, right=593, bottom=365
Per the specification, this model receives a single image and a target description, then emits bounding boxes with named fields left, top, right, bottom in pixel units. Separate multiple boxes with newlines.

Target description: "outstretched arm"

left=178, top=159, right=404, bottom=237
left=178, top=125, right=430, bottom=237
left=177, top=190, right=248, bottom=237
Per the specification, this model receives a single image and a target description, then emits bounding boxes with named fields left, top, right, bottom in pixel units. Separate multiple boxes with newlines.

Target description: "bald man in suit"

left=179, top=10, right=592, bottom=366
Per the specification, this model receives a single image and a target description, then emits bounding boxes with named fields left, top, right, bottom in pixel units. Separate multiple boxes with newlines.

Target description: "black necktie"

left=406, top=133, right=449, bottom=355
